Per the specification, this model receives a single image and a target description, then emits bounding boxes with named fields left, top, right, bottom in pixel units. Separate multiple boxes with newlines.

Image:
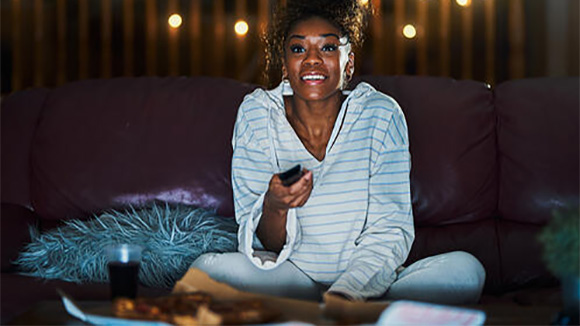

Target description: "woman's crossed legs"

left=190, top=251, right=485, bottom=304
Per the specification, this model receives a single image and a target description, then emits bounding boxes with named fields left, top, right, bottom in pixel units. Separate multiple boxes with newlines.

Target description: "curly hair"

left=263, top=0, right=372, bottom=87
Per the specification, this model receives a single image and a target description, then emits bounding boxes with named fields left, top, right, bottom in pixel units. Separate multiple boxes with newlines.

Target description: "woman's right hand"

left=265, top=168, right=313, bottom=212
left=257, top=169, right=313, bottom=253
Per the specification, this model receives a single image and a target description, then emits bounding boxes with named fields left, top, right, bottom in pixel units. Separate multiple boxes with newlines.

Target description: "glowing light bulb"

left=359, top=0, right=369, bottom=6
left=234, top=20, right=249, bottom=36
left=168, top=14, right=182, bottom=29
left=456, top=0, right=471, bottom=7
left=403, top=24, right=417, bottom=39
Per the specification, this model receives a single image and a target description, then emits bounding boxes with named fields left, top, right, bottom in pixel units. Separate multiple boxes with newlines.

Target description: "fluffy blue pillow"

left=14, top=203, right=238, bottom=288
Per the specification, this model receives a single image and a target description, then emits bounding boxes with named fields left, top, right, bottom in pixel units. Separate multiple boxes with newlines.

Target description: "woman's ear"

left=282, top=62, right=288, bottom=79
left=346, top=52, right=355, bottom=81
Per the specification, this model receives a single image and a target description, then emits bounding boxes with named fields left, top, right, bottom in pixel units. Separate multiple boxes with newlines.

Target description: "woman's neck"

left=283, top=92, right=344, bottom=161
left=284, top=92, right=343, bottom=138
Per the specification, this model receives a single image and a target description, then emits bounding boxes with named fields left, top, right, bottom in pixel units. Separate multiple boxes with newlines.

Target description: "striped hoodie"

left=231, top=81, right=414, bottom=300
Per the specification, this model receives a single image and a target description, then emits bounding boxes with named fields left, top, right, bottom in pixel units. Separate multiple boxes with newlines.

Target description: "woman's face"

left=282, top=17, right=354, bottom=102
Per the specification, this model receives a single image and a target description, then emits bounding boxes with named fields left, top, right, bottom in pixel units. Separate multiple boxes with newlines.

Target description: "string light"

left=168, top=14, right=182, bottom=29
left=456, top=0, right=471, bottom=7
left=403, top=24, right=417, bottom=39
left=234, top=20, right=249, bottom=37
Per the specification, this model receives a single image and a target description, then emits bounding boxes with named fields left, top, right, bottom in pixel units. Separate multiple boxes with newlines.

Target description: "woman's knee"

left=190, top=252, right=249, bottom=275
left=447, top=251, right=486, bottom=286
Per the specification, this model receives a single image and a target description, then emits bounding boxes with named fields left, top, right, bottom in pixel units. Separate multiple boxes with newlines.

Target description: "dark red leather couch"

left=1, top=76, right=578, bottom=323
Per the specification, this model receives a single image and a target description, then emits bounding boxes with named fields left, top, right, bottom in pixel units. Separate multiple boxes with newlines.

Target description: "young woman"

left=192, top=0, right=485, bottom=304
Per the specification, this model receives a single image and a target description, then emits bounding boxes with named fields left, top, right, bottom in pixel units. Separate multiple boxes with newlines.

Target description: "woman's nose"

left=303, top=48, right=322, bottom=66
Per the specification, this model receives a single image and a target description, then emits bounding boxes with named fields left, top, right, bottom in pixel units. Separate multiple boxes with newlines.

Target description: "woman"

left=192, top=0, right=485, bottom=304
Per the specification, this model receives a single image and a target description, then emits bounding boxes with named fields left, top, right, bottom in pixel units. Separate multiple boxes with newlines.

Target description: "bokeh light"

left=456, top=0, right=472, bottom=7
left=234, top=20, right=249, bottom=36
left=168, top=14, right=182, bottom=29
left=403, top=24, right=417, bottom=39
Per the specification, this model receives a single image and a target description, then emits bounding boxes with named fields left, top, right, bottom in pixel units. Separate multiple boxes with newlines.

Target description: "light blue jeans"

left=190, top=251, right=486, bottom=305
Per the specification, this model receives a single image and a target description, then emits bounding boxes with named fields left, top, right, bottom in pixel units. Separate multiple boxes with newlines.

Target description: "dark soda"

left=108, top=261, right=139, bottom=300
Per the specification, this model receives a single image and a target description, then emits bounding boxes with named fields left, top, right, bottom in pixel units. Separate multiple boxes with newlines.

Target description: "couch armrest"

left=1, top=203, right=39, bottom=272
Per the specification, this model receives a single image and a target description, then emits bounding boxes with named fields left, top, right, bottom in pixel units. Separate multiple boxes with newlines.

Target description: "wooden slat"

left=56, top=0, right=67, bottom=85
left=257, top=0, right=269, bottom=84
left=11, top=0, right=21, bottom=92
left=101, top=0, right=112, bottom=78
left=394, top=0, right=405, bottom=75
left=417, top=0, right=428, bottom=75
left=484, top=0, right=495, bottom=85
left=33, top=0, right=44, bottom=86
left=79, top=0, right=89, bottom=79
left=235, top=0, right=247, bottom=80
left=145, top=0, right=158, bottom=76
left=168, top=0, right=179, bottom=76
left=439, top=0, right=450, bottom=76
left=372, top=0, right=384, bottom=74
left=461, top=0, right=473, bottom=79
left=123, top=0, right=135, bottom=76
left=508, top=0, right=525, bottom=79
left=190, top=0, right=202, bottom=76
left=213, top=0, right=225, bottom=76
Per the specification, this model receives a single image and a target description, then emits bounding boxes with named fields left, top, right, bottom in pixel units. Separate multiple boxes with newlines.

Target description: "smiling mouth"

left=300, top=74, right=327, bottom=83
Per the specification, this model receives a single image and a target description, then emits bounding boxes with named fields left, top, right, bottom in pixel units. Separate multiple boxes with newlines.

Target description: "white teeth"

left=301, top=75, right=325, bottom=80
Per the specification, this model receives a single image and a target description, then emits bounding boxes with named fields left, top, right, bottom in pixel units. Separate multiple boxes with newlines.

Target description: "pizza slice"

left=112, top=292, right=280, bottom=325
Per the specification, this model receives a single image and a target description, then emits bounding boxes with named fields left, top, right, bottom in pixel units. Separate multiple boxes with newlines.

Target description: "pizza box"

left=60, top=268, right=485, bottom=325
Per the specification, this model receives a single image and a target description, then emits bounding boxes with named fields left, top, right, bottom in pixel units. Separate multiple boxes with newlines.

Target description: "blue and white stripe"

left=231, top=81, right=414, bottom=300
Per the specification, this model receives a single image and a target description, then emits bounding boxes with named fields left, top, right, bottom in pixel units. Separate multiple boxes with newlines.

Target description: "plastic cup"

left=105, top=244, right=143, bottom=300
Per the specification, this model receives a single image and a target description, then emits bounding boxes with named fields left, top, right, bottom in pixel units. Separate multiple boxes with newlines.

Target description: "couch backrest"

left=495, top=77, right=579, bottom=291
left=27, top=77, right=257, bottom=219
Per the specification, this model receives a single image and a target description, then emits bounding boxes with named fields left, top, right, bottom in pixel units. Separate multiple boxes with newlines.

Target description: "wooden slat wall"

left=394, top=0, right=405, bottom=75
left=123, top=0, right=135, bottom=76
left=235, top=0, right=248, bottom=79
left=11, top=0, right=22, bottom=91
left=372, top=0, right=385, bottom=74
left=78, top=0, right=89, bottom=80
left=439, top=0, right=450, bottom=77
left=101, top=0, right=112, bottom=78
left=33, top=0, right=43, bottom=86
left=3, top=0, right=580, bottom=94
left=484, top=0, right=495, bottom=84
left=190, top=0, right=202, bottom=76
left=213, top=0, right=225, bottom=77
left=417, top=0, right=428, bottom=75
left=145, top=0, right=157, bottom=76
left=508, top=0, right=525, bottom=79
left=168, top=0, right=179, bottom=76
left=461, top=1, right=473, bottom=80
left=56, top=0, right=66, bottom=85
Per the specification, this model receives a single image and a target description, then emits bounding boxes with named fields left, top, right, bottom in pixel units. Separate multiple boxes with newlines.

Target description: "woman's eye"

left=322, top=44, right=338, bottom=52
left=290, top=45, right=305, bottom=53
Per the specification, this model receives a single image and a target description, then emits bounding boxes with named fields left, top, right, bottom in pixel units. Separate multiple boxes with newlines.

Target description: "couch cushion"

left=356, top=76, right=497, bottom=226
left=496, top=77, right=579, bottom=224
left=30, top=77, right=258, bottom=220
left=1, top=88, right=49, bottom=207
left=495, top=220, right=558, bottom=291
left=405, top=219, right=502, bottom=294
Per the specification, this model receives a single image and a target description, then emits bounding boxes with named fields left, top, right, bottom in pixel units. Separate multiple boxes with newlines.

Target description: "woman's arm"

left=258, top=170, right=313, bottom=253
left=231, top=93, right=312, bottom=267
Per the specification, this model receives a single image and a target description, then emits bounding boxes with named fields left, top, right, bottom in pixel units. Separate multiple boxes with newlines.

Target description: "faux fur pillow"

left=14, top=203, right=238, bottom=288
